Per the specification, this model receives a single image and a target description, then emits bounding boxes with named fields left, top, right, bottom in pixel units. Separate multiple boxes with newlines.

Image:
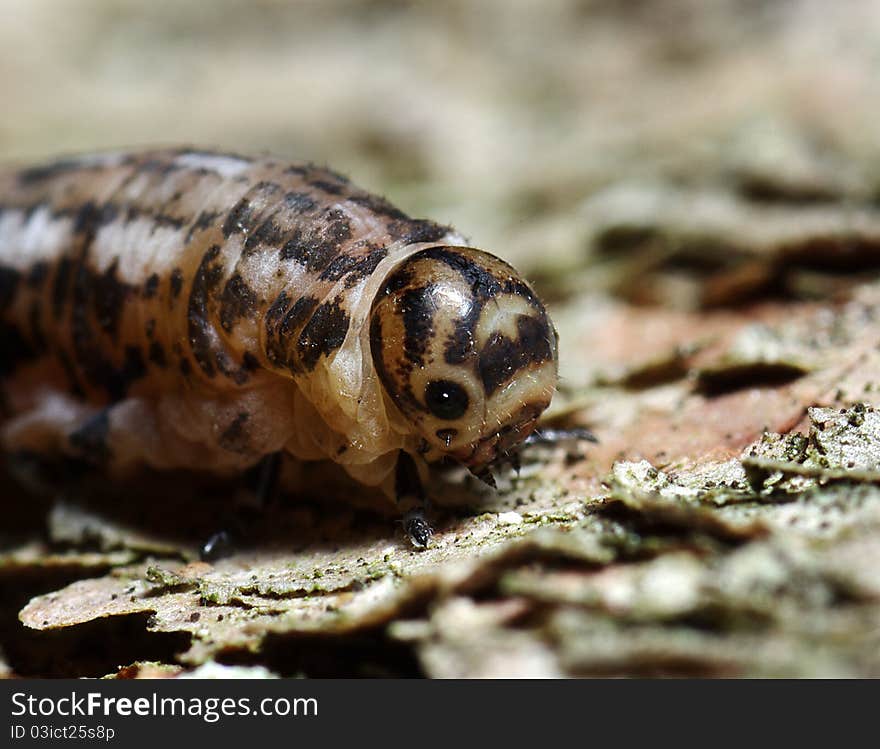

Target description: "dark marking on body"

left=187, top=209, right=222, bottom=242
left=212, top=348, right=252, bottom=386
left=16, top=158, right=99, bottom=186
left=187, top=245, right=225, bottom=378
left=393, top=220, right=449, bottom=246
left=319, top=246, right=388, bottom=285
left=265, top=291, right=320, bottom=370
left=243, top=217, right=284, bottom=254
left=71, top=255, right=146, bottom=398
left=349, top=192, right=408, bottom=221
left=219, top=411, right=250, bottom=453
left=223, top=182, right=282, bottom=239
left=310, top=179, right=343, bottom=195
left=279, top=229, right=339, bottom=270
left=222, top=199, right=253, bottom=238
left=92, top=259, right=130, bottom=339
left=278, top=208, right=355, bottom=270
left=143, top=273, right=160, bottom=299
left=283, top=191, right=318, bottom=213
left=296, top=296, right=350, bottom=371
left=119, top=203, right=185, bottom=232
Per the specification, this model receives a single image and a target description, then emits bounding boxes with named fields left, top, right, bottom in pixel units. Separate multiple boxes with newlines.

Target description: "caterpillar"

left=0, top=148, right=558, bottom=547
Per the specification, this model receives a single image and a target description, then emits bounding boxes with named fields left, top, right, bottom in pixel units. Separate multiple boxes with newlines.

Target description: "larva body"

left=0, top=149, right=558, bottom=538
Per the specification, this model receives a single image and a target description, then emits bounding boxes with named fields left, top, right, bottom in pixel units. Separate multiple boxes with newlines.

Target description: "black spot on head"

left=424, top=380, right=469, bottom=420
left=421, top=247, right=502, bottom=300
left=179, top=357, right=192, bottom=376
left=380, top=263, right=414, bottom=296
left=400, top=285, right=436, bottom=368
left=443, top=316, right=479, bottom=366
left=478, top=315, right=554, bottom=396
left=296, top=296, right=350, bottom=371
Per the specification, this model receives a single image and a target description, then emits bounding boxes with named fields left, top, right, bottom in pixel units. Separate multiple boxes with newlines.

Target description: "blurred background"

left=4, top=0, right=880, bottom=277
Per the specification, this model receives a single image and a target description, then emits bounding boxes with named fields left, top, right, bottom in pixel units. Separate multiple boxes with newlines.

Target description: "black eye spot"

left=425, top=380, right=469, bottom=420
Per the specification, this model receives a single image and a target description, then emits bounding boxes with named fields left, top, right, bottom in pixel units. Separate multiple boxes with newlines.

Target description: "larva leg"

left=394, top=451, right=433, bottom=549
left=200, top=529, right=236, bottom=562
left=199, top=452, right=282, bottom=562
left=247, top=450, right=282, bottom=508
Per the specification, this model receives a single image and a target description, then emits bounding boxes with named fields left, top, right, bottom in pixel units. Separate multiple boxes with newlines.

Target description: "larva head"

left=369, top=246, right=558, bottom=470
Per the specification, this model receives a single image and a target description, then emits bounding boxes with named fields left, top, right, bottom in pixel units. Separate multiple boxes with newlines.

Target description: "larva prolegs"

left=393, top=449, right=433, bottom=548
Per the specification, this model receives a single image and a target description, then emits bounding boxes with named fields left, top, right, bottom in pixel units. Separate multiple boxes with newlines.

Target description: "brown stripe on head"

left=369, top=245, right=557, bottom=466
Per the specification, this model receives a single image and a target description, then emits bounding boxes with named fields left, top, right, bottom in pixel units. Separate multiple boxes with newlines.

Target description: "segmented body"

left=0, top=149, right=557, bottom=506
